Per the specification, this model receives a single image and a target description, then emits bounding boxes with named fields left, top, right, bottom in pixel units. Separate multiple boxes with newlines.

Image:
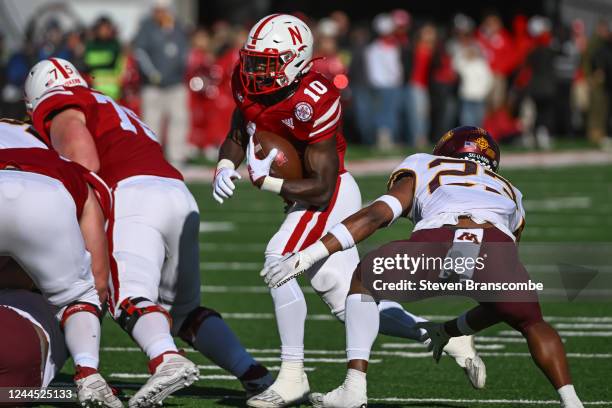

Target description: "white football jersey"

left=388, top=153, right=525, bottom=239
left=0, top=121, right=47, bottom=149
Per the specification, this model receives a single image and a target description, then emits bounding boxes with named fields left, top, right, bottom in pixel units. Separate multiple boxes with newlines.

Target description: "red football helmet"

left=239, top=14, right=314, bottom=95
left=433, top=126, right=500, bottom=172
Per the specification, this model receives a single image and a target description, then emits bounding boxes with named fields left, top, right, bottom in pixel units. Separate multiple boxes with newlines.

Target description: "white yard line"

left=199, top=222, right=235, bottom=232
left=183, top=150, right=612, bottom=182
left=370, top=397, right=612, bottom=406
left=499, top=330, right=612, bottom=337
left=100, top=347, right=611, bottom=359
left=524, top=196, right=591, bottom=211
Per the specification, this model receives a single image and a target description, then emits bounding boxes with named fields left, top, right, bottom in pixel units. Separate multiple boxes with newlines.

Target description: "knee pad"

left=60, top=301, right=102, bottom=330
left=177, top=306, right=222, bottom=346
left=116, top=297, right=172, bottom=335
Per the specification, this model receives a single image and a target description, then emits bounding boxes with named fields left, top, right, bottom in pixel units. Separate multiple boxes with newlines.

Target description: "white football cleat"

left=309, top=369, right=367, bottom=408
left=246, top=361, right=309, bottom=408
left=74, top=366, right=123, bottom=408
left=128, top=351, right=199, bottom=408
left=443, top=335, right=487, bottom=389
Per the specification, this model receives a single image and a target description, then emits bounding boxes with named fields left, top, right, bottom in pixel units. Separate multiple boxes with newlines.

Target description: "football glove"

left=260, top=241, right=330, bottom=288
left=246, top=132, right=278, bottom=187
left=414, top=321, right=451, bottom=363
left=213, top=160, right=241, bottom=204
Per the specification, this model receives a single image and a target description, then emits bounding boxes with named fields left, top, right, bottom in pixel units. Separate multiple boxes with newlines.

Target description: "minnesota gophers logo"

left=294, top=102, right=313, bottom=122
left=475, top=136, right=489, bottom=150
left=457, top=232, right=480, bottom=244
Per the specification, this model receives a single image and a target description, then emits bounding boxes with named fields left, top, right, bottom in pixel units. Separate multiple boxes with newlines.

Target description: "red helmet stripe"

left=250, top=13, right=283, bottom=46
left=49, top=58, right=69, bottom=79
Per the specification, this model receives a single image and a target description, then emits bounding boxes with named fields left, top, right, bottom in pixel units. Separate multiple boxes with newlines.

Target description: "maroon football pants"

left=0, top=306, right=42, bottom=387
left=359, top=226, right=544, bottom=333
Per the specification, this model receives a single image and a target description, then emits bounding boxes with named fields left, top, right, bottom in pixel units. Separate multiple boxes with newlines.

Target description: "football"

left=253, top=130, right=303, bottom=180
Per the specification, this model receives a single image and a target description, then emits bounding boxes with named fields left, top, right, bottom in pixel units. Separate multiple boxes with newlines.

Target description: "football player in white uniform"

left=262, top=126, right=584, bottom=408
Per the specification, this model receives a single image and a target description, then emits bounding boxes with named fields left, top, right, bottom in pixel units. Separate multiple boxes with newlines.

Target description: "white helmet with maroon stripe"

left=24, top=58, right=88, bottom=111
left=240, top=14, right=314, bottom=95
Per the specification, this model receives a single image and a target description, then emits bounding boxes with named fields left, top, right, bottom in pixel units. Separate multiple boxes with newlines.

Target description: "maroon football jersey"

left=31, top=86, right=182, bottom=188
left=0, top=148, right=111, bottom=218
left=232, top=67, right=347, bottom=173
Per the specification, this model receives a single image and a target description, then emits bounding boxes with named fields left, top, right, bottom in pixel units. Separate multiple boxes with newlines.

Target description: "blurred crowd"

left=1, top=2, right=612, bottom=166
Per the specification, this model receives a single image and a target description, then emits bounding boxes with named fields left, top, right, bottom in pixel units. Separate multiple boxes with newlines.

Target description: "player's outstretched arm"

left=214, top=108, right=246, bottom=203
left=79, top=186, right=110, bottom=303
left=261, top=175, right=415, bottom=288
left=50, top=109, right=100, bottom=172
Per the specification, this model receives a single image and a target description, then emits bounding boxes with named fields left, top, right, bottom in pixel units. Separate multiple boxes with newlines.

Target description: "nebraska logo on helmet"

left=239, top=14, right=314, bottom=95
left=24, top=58, right=88, bottom=111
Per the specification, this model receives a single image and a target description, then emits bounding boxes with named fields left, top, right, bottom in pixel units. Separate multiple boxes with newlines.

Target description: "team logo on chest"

left=294, top=102, right=313, bottom=122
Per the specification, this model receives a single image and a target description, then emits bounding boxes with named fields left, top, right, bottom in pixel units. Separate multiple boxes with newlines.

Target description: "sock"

left=131, top=303, right=178, bottom=359
left=377, top=300, right=428, bottom=342
left=346, top=294, right=379, bottom=361
left=64, top=311, right=101, bottom=369
left=191, top=315, right=256, bottom=377
left=558, top=384, right=582, bottom=406
left=274, top=360, right=305, bottom=384
left=271, top=279, right=306, bottom=361
left=344, top=368, right=367, bottom=390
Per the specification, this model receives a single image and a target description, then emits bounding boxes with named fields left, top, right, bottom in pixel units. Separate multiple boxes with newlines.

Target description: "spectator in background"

left=37, top=20, right=71, bottom=61
left=406, top=22, right=437, bottom=147
left=84, top=16, right=122, bottom=100
left=587, top=19, right=611, bottom=144
left=2, top=33, right=36, bottom=120
left=365, top=13, right=402, bottom=150
left=477, top=13, right=514, bottom=110
left=186, top=28, right=224, bottom=160
left=453, top=43, right=492, bottom=127
left=346, top=24, right=373, bottom=144
left=134, top=0, right=189, bottom=167
left=313, top=18, right=347, bottom=87
left=214, top=26, right=247, bottom=147
left=429, top=27, right=458, bottom=139
left=524, top=16, right=556, bottom=149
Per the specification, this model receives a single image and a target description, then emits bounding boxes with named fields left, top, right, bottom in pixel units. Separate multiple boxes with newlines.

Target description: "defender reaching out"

left=263, top=126, right=584, bottom=408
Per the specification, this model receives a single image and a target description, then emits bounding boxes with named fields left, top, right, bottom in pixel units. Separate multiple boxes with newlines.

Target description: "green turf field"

left=51, top=164, right=612, bottom=407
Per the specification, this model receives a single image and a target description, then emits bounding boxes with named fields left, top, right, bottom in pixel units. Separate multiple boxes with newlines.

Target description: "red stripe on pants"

left=299, top=176, right=342, bottom=250
left=282, top=209, right=315, bottom=255
left=107, top=189, right=120, bottom=315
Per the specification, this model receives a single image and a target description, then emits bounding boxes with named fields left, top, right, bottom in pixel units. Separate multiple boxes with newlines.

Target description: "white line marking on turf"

left=100, top=347, right=612, bottom=359
left=200, top=262, right=259, bottom=270
left=554, top=323, right=612, bottom=329
left=110, top=373, right=236, bottom=380
left=499, top=330, right=612, bottom=337
left=381, top=342, right=506, bottom=350
left=199, top=222, right=235, bottom=232
left=475, top=336, right=526, bottom=343
left=197, top=365, right=316, bottom=372
left=202, top=311, right=612, bottom=325
left=370, top=397, right=611, bottom=405
left=201, top=243, right=265, bottom=251
left=524, top=196, right=591, bottom=211
left=201, top=285, right=312, bottom=294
